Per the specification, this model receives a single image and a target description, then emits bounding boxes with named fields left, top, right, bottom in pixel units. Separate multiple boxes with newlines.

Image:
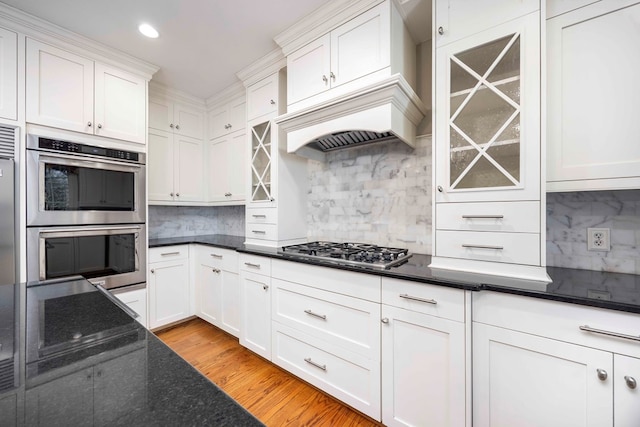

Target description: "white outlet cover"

left=587, top=227, right=611, bottom=251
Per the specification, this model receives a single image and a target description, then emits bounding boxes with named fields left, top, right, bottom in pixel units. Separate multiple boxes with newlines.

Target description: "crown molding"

left=0, top=2, right=159, bottom=79
left=236, top=48, right=286, bottom=87
left=274, top=0, right=384, bottom=56
left=205, top=81, right=245, bottom=107
left=149, top=81, right=207, bottom=108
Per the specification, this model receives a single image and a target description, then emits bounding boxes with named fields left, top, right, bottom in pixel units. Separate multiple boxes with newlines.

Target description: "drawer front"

left=149, top=245, right=189, bottom=263
left=245, top=223, right=277, bottom=241
left=239, top=253, right=272, bottom=276
left=194, top=245, right=238, bottom=272
left=246, top=207, right=277, bottom=224
left=273, top=278, right=380, bottom=358
left=436, top=201, right=540, bottom=233
left=473, top=291, right=640, bottom=357
left=382, top=277, right=466, bottom=322
left=272, top=322, right=381, bottom=420
left=436, top=230, right=540, bottom=265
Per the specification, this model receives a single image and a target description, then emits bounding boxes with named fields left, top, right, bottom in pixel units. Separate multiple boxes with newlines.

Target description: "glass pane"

left=450, top=60, right=478, bottom=95
left=454, top=35, right=511, bottom=77
left=456, top=156, right=513, bottom=189
left=487, top=36, right=520, bottom=84
left=450, top=143, right=479, bottom=186
left=254, top=185, right=268, bottom=201
left=486, top=115, right=521, bottom=183
left=251, top=122, right=269, bottom=150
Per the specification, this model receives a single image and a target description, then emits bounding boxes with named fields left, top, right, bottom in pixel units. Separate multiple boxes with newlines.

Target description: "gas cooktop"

left=280, top=241, right=411, bottom=270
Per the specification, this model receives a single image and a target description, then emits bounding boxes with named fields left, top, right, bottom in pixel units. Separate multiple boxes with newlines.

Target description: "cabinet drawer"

left=272, top=322, right=380, bottom=420
left=473, top=291, right=640, bottom=357
left=382, top=278, right=466, bottom=322
left=238, top=253, right=272, bottom=276
left=194, top=245, right=238, bottom=272
left=246, top=207, right=277, bottom=224
left=436, top=230, right=540, bottom=265
left=436, top=201, right=540, bottom=233
left=272, top=278, right=380, bottom=358
left=245, top=223, right=277, bottom=241
left=149, top=245, right=189, bottom=263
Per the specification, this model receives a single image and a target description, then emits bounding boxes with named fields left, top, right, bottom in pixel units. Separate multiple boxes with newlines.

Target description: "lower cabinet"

left=112, top=285, right=148, bottom=328
left=239, top=255, right=272, bottom=360
left=148, top=246, right=191, bottom=329
left=194, top=245, right=241, bottom=337
left=381, top=278, right=468, bottom=427
left=614, top=354, right=640, bottom=427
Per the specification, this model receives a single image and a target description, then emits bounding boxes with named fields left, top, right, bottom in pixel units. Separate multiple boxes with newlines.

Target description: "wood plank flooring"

left=155, top=318, right=382, bottom=427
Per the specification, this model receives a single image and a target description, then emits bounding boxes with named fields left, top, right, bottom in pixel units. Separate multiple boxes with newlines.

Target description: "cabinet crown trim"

left=236, top=48, right=286, bottom=88
left=149, top=81, right=207, bottom=108
left=205, top=81, right=245, bottom=107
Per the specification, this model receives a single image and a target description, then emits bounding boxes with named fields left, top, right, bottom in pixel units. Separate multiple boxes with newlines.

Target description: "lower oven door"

left=27, top=224, right=146, bottom=290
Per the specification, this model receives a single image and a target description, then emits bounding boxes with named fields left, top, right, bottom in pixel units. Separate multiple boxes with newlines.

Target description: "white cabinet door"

left=615, top=354, right=640, bottom=427
left=220, top=269, right=240, bottom=337
left=174, top=134, right=204, bottom=202
left=26, top=38, right=94, bottom=134
left=148, top=260, right=190, bottom=329
left=546, top=1, right=640, bottom=191
left=247, top=73, right=279, bottom=121
left=228, top=96, right=246, bottom=132
left=239, top=270, right=271, bottom=360
left=94, top=63, right=146, bottom=144
left=0, top=27, right=17, bottom=121
left=208, top=104, right=230, bottom=140
left=227, top=131, right=246, bottom=202
left=174, top=103, right=204, bottom=139
left=147, top=129, right=174, bottom=202
left=434, top=0, right=538, bottom=47
left=473, top=322, right=613, bottom=427
left=113, top=287, right=148, bottom=328
left=381, top=305, right=466, bottom=427
left=149, top=97, right=173, bottom=132
left=287, top=34, right=331, bottom=105
left=206, top=136, right=228, bottom=202
left=196, top=260, right=222, bottom=326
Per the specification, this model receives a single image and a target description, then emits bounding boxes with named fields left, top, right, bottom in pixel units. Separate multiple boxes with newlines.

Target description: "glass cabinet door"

left=250, top=120, right=272, bottom=202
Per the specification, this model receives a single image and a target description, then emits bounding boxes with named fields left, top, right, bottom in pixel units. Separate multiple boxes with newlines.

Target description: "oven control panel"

left=38, top=137, right=140, bottom=163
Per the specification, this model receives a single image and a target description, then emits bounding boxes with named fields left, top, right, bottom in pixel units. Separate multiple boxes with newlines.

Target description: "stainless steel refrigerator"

left=0, top=157, right=15, bottom=285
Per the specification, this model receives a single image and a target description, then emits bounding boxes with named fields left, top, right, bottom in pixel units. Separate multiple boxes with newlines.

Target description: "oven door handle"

left=37, top=225, right=143, bottom=237
left=95, top=283, right=140, bottom=320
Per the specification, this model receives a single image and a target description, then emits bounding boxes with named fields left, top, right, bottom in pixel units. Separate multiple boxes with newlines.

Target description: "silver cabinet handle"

left=244, top=262, right=261, bottom=269
left=270, top=99, right=276, bottom=105
left=381, top=317, right=389, bottom=324
left=625, top=376, right=637, bottom=389
left=462, top=244, right=504, bottom=250
left=329, top=71, right=336, bottom=80
left=97, top=123, right=102, bottom=129
left=224, top=124, right=229, bottom=129
left=170, top=123, right=174, bottom=129
left=579, top=325, right=640, bottom=342
left=252, top=214, right=267, bottom=218
left=176, top=193, right=180, bottom=197
left=438, top=26, right=444, bottom=35
left=175, top=124, right=180, bottom=130
left=399, top=293, right=437, bottom=305
left=212, top=268, right=221, bottom=274
left=322, top=75, right=328, bottom=83
left=170, top=192, right=174, bottom=197
left=150, top=269, right=155, bottom=274
left=462, top=215, right=504, bottom=219
left=262, top=284, right=269, bottom=291
left=210, top=253, right=223, bottom=259
left=87, top=121, right=92, bottom=127
left=597, top=369, right=608, bottom=381
left=161, top=251, right=180, bottom=257
left=225, top=192, right=232, bottom=197
left=437, top=185, right=443, bottom=192
left=252, top=230, right=266, bottom=234
left=304, top=357, right=326, bottom=371
left=304, top=309, right=327, bottom=320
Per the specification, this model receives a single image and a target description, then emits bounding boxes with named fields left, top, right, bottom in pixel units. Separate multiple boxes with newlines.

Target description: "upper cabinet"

left=247, top=72, right=281, bottom=121
left=546, top=0, right=640, bottom=191
left=149, top=96, right=205, bottom=140
left=208, top=95, right=245, bottom=139
left=26, top=38, right=147, bottom=145
left=284, top=0, right=415, bottom=111
left=0, top=26, right=17, bottom=121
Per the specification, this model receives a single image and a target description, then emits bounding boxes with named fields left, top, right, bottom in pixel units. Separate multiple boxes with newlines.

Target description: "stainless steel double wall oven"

left=26, top=134, right=146, bottom=290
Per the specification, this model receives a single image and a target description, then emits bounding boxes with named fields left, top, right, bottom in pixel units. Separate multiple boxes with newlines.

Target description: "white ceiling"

left=0, top=0, right=430, bottom=100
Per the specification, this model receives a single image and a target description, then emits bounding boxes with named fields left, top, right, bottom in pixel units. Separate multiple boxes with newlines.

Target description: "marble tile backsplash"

left=306, top=135, right=432, bottom=255
left=148, top=205, right=245, bottom=239
left=546, top=190, right=640, bottom=275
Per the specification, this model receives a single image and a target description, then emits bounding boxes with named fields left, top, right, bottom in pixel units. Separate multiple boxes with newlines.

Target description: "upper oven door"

left=27, top=149, right=146, bottom=226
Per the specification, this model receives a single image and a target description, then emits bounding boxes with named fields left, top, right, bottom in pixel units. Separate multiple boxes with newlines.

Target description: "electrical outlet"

left=587, top=227, right=611, bottom=251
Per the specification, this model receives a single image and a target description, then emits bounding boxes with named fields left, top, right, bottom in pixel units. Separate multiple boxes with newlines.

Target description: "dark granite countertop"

left=151, top=234, right=640, bottom=314
left=0, top=278, right=264, bottom=426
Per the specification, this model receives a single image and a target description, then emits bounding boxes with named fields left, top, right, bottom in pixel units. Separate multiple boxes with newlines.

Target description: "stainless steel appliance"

left=26, top=134, right=146, bottom=226
left=0, top=157, right=15, bottom=285
left=280, top=241, right=411, bottom=269
left=27, top=224, right=146, bottom=290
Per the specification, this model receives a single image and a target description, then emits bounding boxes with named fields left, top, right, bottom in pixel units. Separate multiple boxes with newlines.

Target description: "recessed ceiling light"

left=138, top=23, right=159, bottom=39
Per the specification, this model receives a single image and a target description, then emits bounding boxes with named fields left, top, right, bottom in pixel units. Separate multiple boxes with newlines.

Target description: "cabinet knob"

left=263, top=285, right=269, bottom=291
left=625, top=376, right=637, bottom=389
left=176, top=193, right=180, bottom=197
left=97, top=123, right=102, bottom=129
left=170, top=123, right=174, bottom=129
left=322, top=75, right=328, bottom=83
left=330, top=71, right=336, bottom=80
left=87, top=121, right=92, bottom=127
left=175, top=124, right=180, bottom=130
left=438, top=26, right=444, bottom=35
left=437, top=185, right=444, bottom=193
left=150, top=269, right=155, bottom=274
left=597, top=369, right=608, bottom=381
left=270, top=99, right=275, bottom=105
left=381, top=318, right=389, bottom=324
left=170, top=192, right=174, bottom=197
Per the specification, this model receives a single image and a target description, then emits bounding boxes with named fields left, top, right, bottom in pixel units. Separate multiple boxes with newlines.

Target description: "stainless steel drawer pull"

left=252, top=214, right=267, bottom=218
left=210, top=253, right=223, bottom=258
left=579, top=325, right=640, bottom=342
left=244, top=262, right=261, bottom=269
left=161, top=251, right=180, bottom=256
left=304, top=309, right=327, bottom=320
left=462, top=215, right=504, bottom=219
left=252, top=230, right=266, bottom=234
left=462, top=244, right=504, bottom=250
left=304, top=358, right=327, bottom=371
left=399, top=294, right=437, bottom=305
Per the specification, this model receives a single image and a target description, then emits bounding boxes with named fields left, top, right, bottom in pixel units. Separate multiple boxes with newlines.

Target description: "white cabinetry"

left=0, top=26, right=17, bottom=121
left=112, top=285, right=148, bottom=328
left=431, top=7, right=547, bottom=282
left=148, top=246, right=191, bottom=329
left=208, top=95, right=245, bottom=139
left=473, top=291, right=640, bottom=427
left=381, top=278, right=468, bottom=427
left=270, top=260, right=381, bottom=420
left=286, top=0, right=414, bottom=111
left=149, top=96, right=204, bottom=140
left=194, top=245, right=241, bottom=337
left=239, top=254, right=272, bottom=359
left=26, top=38, right=146, bottom=144
left=546, top=0, right=640, bottom=191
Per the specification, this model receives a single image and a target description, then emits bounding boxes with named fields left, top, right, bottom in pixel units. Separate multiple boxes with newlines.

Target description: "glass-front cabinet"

left=249, top=120, right=273, bottom=203
left=435, top=13, right=540, bottom=203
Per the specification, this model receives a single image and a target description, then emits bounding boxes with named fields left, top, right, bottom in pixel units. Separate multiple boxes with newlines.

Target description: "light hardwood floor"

left=156, top=318, right=382, bottom=427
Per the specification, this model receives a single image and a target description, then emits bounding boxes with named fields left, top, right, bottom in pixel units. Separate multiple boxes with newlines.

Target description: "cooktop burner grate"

left=280, top=241, right=411, bottom=269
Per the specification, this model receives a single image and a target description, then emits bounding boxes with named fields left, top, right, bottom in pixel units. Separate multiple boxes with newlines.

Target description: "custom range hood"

left=275, top=74, right=427, bottom=162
